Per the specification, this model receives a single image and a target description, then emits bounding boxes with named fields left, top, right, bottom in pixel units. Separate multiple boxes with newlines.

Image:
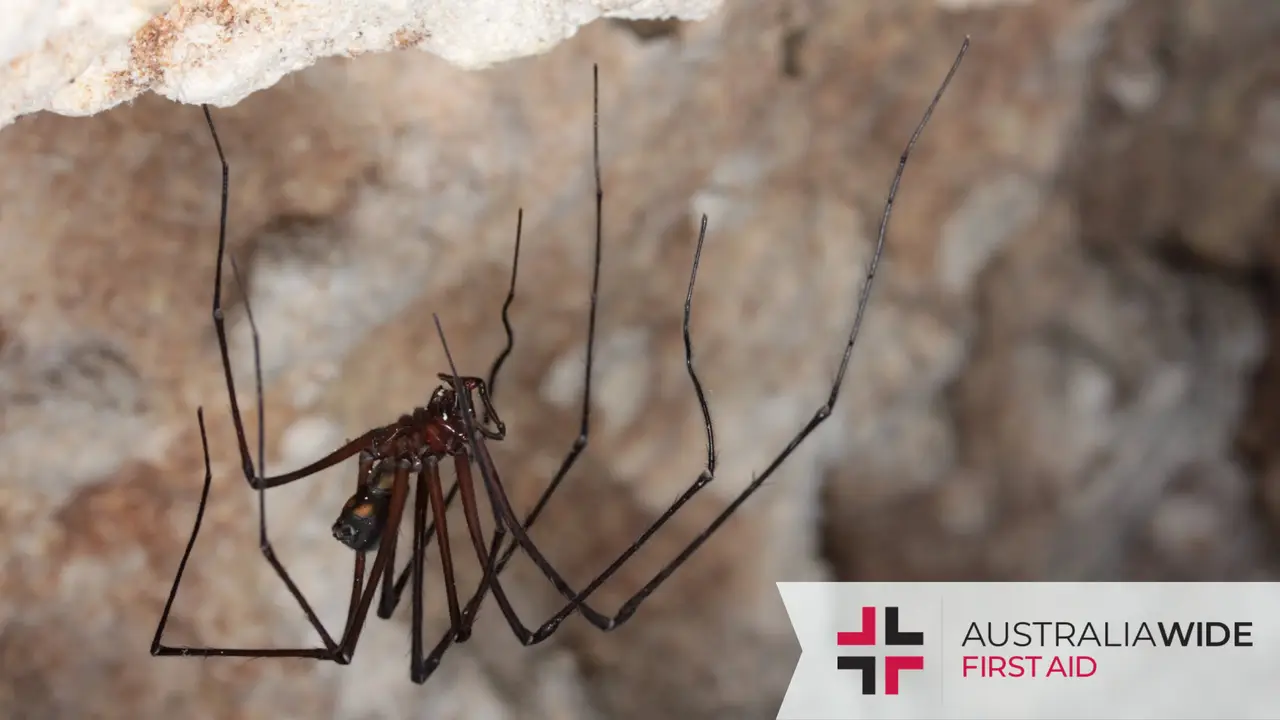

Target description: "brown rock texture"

left=1, top=1, right=1278, bottom=718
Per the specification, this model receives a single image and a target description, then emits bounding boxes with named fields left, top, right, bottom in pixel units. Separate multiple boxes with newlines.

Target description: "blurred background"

left=1, top=0, right=1278, bottom=718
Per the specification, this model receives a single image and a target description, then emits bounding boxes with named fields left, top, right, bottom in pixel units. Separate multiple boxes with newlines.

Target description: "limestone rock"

left=0, top=0, right=721, bottom=128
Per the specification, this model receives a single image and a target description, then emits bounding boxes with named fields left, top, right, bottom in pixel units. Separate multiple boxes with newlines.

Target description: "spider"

left=151, top=38, right=969, bottom=684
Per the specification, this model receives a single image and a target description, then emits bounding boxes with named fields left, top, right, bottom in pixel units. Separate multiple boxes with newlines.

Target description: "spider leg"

left=423, top=457, right=465, bottom=636
left=150, top=408, right=367, bottom=659
left=434, top=375, right=505, bottom=439
left=434, top=316, right=607, bottom=633
left=376, top=495, right=400, bottom=619
left=450, top=451, right=550, bottom=644
left=406, top=452, right=524, bottom=683
left=436, top=37, right=968, bottom=641
left=401, top=456, right=465, bottom=680
left=155, top=110, right=341, bottom=658
left=383, top=208, right=524, bottom=615
left=155, top=108, right=415, bottom=662
left=428, top=211, right=711, bottom=638
left=491, top=64, right=607, bottom=575
left=331, top=459, right=415, bottom=663
left=150, top=408, right=329, bottom=658
left=383, top=480, right=459, bottom=617
left=371, top=458, right=407, bottom=623
left=207, top=110, right=377, bottom=492
left=484, top=207, right=523, bottom=402
left=412, top=367, right=570, bottom=663
left=408, top=462, right=433, bottom=680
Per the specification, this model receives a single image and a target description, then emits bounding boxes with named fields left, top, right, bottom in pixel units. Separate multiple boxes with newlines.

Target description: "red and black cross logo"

left=836, top=606, right=925, bottom=695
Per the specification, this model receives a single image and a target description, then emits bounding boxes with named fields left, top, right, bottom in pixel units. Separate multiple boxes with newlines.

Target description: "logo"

left=836, top=606, right=925, bottom=695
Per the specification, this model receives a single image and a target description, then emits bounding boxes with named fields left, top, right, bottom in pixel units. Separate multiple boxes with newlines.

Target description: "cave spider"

left=151, top=38, right=968, bottom=683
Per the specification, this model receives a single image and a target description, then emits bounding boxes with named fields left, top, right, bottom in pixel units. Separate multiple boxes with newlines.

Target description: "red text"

left=961, top=655, right=1096, bottom=678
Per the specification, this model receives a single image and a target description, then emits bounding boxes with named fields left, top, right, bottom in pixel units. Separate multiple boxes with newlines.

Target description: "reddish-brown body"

left=330, top=377, right=503, bottom=552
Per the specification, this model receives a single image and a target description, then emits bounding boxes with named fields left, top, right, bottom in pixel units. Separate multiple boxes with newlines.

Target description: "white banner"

left=776, top=582, right=1280, bottom=719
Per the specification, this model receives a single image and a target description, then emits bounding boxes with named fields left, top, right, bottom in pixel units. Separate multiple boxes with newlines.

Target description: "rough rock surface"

left=0, top=0, right=722, bottom=128
left=1, top=1, right=1279, bottom=719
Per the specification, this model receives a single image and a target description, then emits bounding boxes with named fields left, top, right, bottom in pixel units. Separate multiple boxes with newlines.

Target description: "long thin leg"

left=424, top=458, right=464, bottom=635
left=435, top=320, right=603, bottom=638
left=485, top=208, right=523, bottom=401
left=491, top=64, right=607, bottom=573
left=435, top=37, right=969, bottom=641
left=154, top=111, right=345, bottom=658
left=381, top=208, right=523, bottom=619
left=408, top=462, right=430, bottom=669
left=345, top=452, right=376, bottom=637
left=405, top=455, right=504, bottom=684
left=384, top=485, right=455, bottom=616
left=202, top=108, right=377, bottom=492
left=411, top=62, right=613, bottom=652
left=151, top=408, right=357, bottom=658
left=332, top=459, right=415, bottom=663
left=233, top=253, right=348, bottom=649
left=385, top=60, right=602, bottom=630
left=374, top=464, right=404, bottom=622
left=150, top=408, right=324, bottom=658
left=343, top=555, right=370, bottom=640
left=376, top=518, right=399, bottom=619
left=409, top=450, right=532, bottom=683
left=156, top=110, right=413, bottom=660
left=451, top=453, right=531, bottom=635
left=431, top=214, right=709, bottom=637
left=149, top=409, right=215, bottom=655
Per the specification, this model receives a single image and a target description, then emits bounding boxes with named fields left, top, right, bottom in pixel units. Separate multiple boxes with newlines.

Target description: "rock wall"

left=0, top=0, right=722, bottom=127
left=0, top=1, right=1278, bottom=718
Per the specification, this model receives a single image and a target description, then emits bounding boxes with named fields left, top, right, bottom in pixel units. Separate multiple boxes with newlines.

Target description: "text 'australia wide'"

left=962, top=621, right=1254, bottom=648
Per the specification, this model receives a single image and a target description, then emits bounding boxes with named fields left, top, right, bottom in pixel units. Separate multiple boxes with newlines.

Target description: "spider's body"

left=332, top=376, right=500, bottom=552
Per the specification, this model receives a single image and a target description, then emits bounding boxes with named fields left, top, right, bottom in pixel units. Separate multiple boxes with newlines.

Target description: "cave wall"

left=0, top=1, right=1278, bottom=718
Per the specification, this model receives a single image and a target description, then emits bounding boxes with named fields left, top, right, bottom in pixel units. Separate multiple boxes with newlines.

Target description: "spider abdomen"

left=333, top=484, right=391, bottom=552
